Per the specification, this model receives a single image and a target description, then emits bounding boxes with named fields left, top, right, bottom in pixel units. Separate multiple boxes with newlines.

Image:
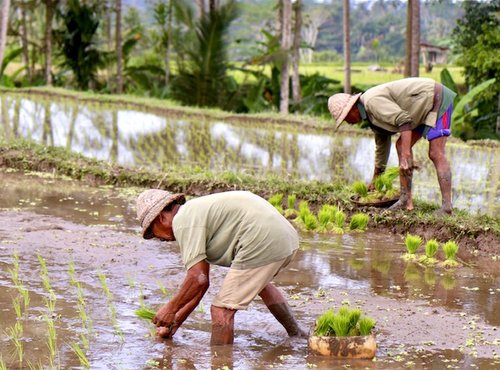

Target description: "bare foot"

left=388, top=199, right=412, bottom=211
left=290, top=327, right=309, bottom=338
left=433, top=207, right=452, bottom=216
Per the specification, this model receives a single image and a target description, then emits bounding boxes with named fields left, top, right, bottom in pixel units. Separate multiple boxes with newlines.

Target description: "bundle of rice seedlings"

left=298, top=201, right=311, bottom=224
left=419, top=239, right=439, bottom=265
left=380, top=167, right=399, bottom=190
left=331, top=314, right=351, bottom=337
left=313, top=306, right=376, bottom=338
left=358, top=317, right=376, bottom=336
left=402, top=234, right=421, bottom=261
left=135, top=307, right=155, bottom=321
left=352, top=181, right=368, bottom=198
left=268, top=194, right=284, bottom=214
left=331, top=210, right=346, bottom=234
left=441, top=240, right=459, bottom=268
left=284, top=194, right=298, bottom=218
left=314, top=309, right=335, bottom=336
left=349, top=213, right=369, bottom=231
left=287, top=194, right=297, bottom=210
left=304, top=214, right=318, bottom=231
left=317, top=205, right=336, bottom=231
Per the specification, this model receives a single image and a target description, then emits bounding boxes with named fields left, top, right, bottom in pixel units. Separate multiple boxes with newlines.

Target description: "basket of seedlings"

left=308, top=306, right=377, bottom=359
left=350, top=167, right=400, bottom=208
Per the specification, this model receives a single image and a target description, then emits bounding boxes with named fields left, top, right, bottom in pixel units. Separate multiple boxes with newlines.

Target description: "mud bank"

left=1, top=142, right=499, bottom=257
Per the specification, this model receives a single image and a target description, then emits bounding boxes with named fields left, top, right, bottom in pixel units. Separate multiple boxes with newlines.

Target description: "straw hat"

left=136, top=189, right=185, bottom=239
left=327, top=92, right=362, bottom=129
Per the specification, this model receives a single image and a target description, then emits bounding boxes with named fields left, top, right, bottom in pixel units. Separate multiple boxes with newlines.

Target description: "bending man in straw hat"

left=328, top=77, right=456, bottom=215
left=136, top=189, right=306, bottom=345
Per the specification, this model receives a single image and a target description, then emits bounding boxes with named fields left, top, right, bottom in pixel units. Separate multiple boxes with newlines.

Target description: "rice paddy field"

left=0, top=89, right=498, bottom=369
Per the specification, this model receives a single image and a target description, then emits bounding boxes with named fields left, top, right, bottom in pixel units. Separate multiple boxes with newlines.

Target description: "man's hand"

left=400, top=153, right=413, bottom=177
left=153, top=302, right=176, bottom=328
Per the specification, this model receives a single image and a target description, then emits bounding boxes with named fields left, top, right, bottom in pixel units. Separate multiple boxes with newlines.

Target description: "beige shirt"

left=360, top=77, right=437, bottom=133
left=172, top=191, right=299, bottom=270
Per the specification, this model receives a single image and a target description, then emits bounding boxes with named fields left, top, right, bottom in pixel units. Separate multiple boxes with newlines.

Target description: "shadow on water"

left=1, top=171, right=499, bottom=369
left=0, top=94, right=499, bottom=216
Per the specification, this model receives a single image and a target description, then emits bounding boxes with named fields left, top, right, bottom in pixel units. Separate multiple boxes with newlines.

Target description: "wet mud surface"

left=1, top=172, right=499, bottom=369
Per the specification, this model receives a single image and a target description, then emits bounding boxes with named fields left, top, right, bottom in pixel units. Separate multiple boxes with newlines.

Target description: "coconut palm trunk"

left=291, top=0, right=302, bottom=106
left=404, top=0, right=412, bottom=77
left=115, top=0, right=123, bottom=93
left=410, top=0, right=420, bottom=77
left=280, top=0, right=292, bottom=114
left=343, top=0, right=351, bottom=94
left=0, top=0, right=11, bottom=72
left=20, top=1, right=32, bottom=81
left=44, top=0, right=56, bottom=85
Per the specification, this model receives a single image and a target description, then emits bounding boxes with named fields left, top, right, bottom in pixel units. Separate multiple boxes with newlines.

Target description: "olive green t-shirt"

left=172, top=191, right=299, bottom=270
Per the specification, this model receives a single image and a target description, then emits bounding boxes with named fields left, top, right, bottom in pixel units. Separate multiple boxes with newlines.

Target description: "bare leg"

left=390, top=131, right=422, bottom=211
left=429, top=136, right=452, bottom=214
left=258, top=283, right=307, bottom=337
left=211, top=305, right=236, bottom=345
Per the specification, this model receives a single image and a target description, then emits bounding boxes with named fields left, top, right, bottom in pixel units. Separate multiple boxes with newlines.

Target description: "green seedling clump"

left=313, top=306, right=376, bottom=337
left=331, top=209, right=346, bottom=234
left=317, top=204, right=337, bottom=231
left=441, top=240, right=459, bottom=268
left=298, top=201, right=312, bottom=224
left=419, top=239, right=439, bottom=265
left=268, top=193, right=283, bottom=208
left=349, top=213, right=369, bottom=231
left=284, top=194, right=298, bottom=218
left=304, top=214, right=318, bottom=231
left=135, top=307, right=156, bottom=321
left=402, top=233, right=422, bottom=261
left=352, top=181, right=368, bottom=197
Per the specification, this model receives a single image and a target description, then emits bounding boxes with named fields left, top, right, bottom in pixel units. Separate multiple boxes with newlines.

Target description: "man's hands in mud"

left=153, top=303, right=178, bottom=338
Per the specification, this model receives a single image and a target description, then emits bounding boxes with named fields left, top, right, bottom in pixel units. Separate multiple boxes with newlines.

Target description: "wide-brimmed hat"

left=327, top=92, right=362, bottom=129
left=136, top=189, right=185, bottom=239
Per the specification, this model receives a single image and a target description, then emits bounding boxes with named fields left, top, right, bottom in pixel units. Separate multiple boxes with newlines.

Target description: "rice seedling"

left=313, top=309, right=335, bottom=336
left=441, top=240, right=459, bottom=268
left=331, top=314, right=351, bottom=337
left=0, top=356, right=6, bottom=370
left=268, top=193, right=283, bottom=208
left=349, top=213, right=369, bottom=231
left=287, top=194, right=296, bottom=210
left=419, top=239, right=439, bottom=265
left=6, top=321, right=24, bottom=368
left=298, top=201, right=312, bottom=224
left=97, top=272, right=113, bottom=300
left=331, top=209, right=346, bottom=234
left=43, top=314, right=57, bottom=366
left=358, top=317, right=376, bottom=336
left=284, top=194, right=298, bottom=218
left=9, top=253, right=22, bottom=288
left=304, top=214, right=318, bottom=231
left=351, top=181, right=368, bottom=197
left=70, top=342, right=90, bottom=369
left=135, top=306, right=155, bottom=321
left=402, top=234, right=422, bottom=261
left=37, top=254, right=53, bottom=293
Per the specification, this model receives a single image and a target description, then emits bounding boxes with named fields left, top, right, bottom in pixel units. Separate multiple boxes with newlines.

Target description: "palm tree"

left=115, top=0, right=123, bottom=93
left=0, top=0, right=11, bottom=73
left=343, top=0, right=351, bottom=93
left=170, top=0, right=238, bottom=108
left=280, top=0, right=292, bottom=114
left=291, top=0, right=302, bottom=106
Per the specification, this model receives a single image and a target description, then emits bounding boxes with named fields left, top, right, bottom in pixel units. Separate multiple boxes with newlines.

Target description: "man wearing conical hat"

left=136, top=189, right=306, bottom=345
left=328, top=77, right=456, bottom=215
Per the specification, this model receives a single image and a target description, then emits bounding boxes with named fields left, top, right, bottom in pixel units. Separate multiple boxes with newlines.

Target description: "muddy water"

left=1, top=170, right=499, bottom=369
left=1, top=94, right=499, bottom=216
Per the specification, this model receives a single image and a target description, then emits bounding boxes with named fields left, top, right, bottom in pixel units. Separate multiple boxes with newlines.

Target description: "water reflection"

left=0, top=95, right=498, bottom=215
